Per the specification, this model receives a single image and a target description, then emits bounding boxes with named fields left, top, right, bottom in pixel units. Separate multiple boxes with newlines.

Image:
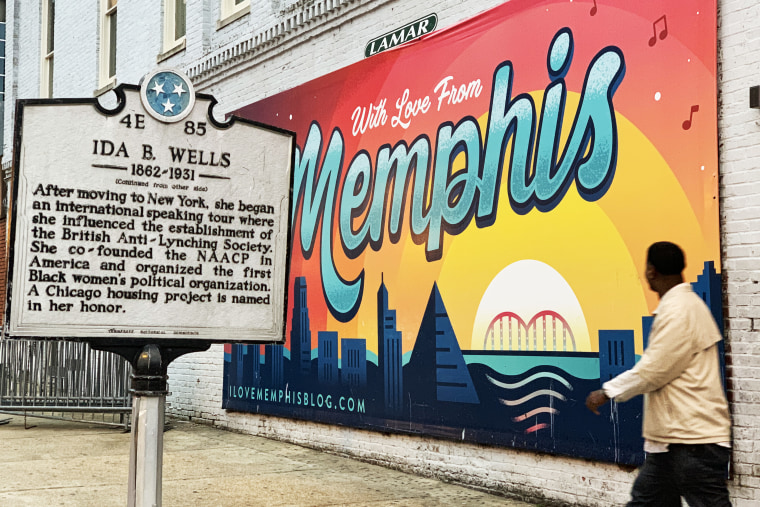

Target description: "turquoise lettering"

left=293, top=123, right=363, bottom=321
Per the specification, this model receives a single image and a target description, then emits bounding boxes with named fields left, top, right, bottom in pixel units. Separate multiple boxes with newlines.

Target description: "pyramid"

left=408, top=283, right=479, bottom=404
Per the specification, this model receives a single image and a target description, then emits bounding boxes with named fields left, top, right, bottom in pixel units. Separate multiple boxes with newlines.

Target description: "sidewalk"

left=0, top=415, right=536, bottom=506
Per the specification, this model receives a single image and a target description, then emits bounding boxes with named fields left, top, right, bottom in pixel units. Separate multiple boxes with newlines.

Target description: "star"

left=151, top=81, right=165, bottom=95
left=172, top=83, right=186, bottom=97
left=162, top=99, right=175, bottom=113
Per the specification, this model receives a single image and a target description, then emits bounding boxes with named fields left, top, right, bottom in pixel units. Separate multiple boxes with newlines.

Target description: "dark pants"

left=628, top=444, right=731, bottom=506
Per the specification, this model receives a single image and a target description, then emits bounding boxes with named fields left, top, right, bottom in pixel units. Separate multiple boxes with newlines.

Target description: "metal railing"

left=0, top=338, right=132, bottom=427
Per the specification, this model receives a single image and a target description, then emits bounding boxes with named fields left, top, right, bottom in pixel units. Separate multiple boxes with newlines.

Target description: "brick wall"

left=53, top=5, right=99, bottom=97
left=3, top=0, right=40, bottom=162
left=718, top=0, right=760, bottom=503
left=168, top=342, right=636, bottom=505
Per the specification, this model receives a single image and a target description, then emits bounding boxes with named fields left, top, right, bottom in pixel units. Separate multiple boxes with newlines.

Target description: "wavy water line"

left=486, top=372, right=573, bottom=390
left=525, top=423, right=548, bottom=434
left=512, top=406, right=559, bottom=422
left=498, top=389, right=567, bottom=406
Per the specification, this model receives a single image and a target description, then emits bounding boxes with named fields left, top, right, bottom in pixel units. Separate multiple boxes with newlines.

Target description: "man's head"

left=645, top=241, right=685, bottom=294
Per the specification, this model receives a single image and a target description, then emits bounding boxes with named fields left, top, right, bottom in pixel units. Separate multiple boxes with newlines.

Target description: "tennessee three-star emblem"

left=140, top=69, right=195, bottom=123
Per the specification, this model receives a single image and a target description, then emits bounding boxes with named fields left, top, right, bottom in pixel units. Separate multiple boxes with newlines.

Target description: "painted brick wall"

left=718, top=0, right=760, bottom=504
left=53, top=5, right=100, bottom=98
left=4, top=0, right=40, bottom=162
left=116, top=2, right=163, bottom=88
left=1, top=0, right=758, bottom=504
left=168, top=343, right=636, bottom=505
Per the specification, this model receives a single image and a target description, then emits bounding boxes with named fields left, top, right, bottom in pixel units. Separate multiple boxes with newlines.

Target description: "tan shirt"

left=603, top=283, right=731, bottom=445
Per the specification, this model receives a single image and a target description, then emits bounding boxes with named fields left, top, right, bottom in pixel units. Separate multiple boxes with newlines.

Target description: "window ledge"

left=94, top=79, right=116, bottom=97
left=217, top=5, right=250, bottom=30
left=157, top=39, right=187, bottom=63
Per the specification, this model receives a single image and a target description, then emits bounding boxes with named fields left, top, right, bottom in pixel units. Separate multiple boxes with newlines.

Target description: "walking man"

left=586, top=241, right=732, bottom=506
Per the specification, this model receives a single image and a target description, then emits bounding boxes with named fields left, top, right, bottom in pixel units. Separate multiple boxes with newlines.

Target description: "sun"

left=472, top=260, right=591, bottom=352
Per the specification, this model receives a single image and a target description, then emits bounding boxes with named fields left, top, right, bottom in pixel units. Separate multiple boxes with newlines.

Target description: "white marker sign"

left=5, top=69, right=294, bottom=342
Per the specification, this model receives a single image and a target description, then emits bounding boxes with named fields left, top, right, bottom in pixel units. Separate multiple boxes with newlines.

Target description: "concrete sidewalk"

left=0, top=415, right=536, bottom=506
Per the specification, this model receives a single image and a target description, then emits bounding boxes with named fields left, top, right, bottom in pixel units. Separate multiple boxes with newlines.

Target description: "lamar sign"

left=364, top=14, right=437, bottom=58
left=5, top=69, right=295, bottom=343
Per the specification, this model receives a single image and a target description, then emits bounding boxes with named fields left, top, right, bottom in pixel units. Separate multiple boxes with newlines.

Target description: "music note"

left=648, top=15, right=668, bottom=46
left=590, top=0, right=598, bottom=16
left=682, top=105, right=699, bottom=130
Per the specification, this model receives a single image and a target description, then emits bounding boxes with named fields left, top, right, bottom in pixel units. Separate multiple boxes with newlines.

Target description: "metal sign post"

left=93, top=340, right=210, bottom=507
left=128, top=345, right=166, bottom=507
left=129, top=393, right=165, bottom=506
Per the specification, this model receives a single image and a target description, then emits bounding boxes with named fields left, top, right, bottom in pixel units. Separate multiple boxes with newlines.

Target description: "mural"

left=223, top=0, right=721, bottom=464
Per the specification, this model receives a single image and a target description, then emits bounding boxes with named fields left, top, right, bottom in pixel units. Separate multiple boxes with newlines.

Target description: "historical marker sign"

left=5, top=69, right=295, bottom=343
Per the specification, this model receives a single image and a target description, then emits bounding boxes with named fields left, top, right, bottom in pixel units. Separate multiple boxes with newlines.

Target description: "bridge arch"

left=484, top=310, right=576, bottom=352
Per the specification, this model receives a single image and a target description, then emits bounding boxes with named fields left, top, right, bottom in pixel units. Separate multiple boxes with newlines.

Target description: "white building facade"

left=2, top=1, right=760, bottom=505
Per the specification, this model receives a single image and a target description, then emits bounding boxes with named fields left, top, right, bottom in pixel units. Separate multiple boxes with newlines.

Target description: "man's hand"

left=585, top=389, right=610, bottom=415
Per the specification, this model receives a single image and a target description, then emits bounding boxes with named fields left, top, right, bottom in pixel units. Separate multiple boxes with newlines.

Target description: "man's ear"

left=645, top=264, right=657, bottom=283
